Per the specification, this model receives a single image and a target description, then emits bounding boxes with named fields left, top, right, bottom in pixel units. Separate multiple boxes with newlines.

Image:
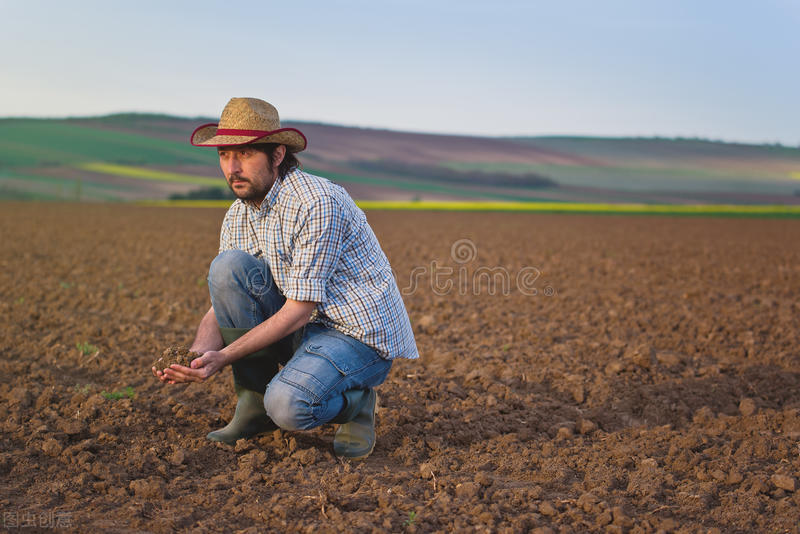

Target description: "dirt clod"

left=419, top=462, right=435, bottom=479
left=771, top=474, right=796, bottom=492
left=739, top=397, right=758, bottom=416
left=539, top=501, right=557, bottom=516
left=454, top=482, right=479, bottom=499
left=168, top=449, right=186, bottom=466
left=41, top=438, right=62, bottom=457
left=152, top=346, right=200, bottom=370
left=130, top=477, right=166, bottom=499
left=577, top=418, right=597, bottom=434
left=727, top=470, right=744, bottom=485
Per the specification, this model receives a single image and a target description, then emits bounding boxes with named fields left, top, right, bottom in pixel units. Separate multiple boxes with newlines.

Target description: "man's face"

left=217, top=145, right=277, bottom=204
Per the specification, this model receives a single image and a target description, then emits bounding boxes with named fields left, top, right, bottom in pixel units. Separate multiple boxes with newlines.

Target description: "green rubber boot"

left=332, top=388, right=378, bottom=460
left=206, top=327, right=292, bottom=445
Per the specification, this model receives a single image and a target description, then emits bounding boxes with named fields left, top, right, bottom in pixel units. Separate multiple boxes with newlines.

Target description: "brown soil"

left=152, top=347, right=200, bottom=371
left=1, top=203, right=799, bottom=533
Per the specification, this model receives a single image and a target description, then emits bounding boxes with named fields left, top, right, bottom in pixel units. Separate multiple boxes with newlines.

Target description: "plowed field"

left=2, top=203, right=799, bottom=533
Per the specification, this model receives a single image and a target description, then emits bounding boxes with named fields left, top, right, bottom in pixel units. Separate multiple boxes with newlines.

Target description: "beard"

left=227, top=175, right=269, bottom=202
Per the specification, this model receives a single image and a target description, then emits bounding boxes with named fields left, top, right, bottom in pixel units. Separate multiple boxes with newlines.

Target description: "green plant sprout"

left=76, top=342, right=98, bottom=355
left=101, top=387, right=135, bottom=400
left=404, top=511, right=417, bottom=527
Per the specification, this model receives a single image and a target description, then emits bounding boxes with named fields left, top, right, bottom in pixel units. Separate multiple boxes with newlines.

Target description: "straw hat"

left=190, top=98, right=307, bottom=152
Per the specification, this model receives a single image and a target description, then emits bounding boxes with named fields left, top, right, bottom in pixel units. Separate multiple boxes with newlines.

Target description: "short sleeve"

left=283, top=195, right=346, bottom=302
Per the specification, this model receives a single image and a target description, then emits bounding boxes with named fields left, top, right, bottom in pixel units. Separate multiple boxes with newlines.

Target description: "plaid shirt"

left=219, top=168, right=419, bottom=360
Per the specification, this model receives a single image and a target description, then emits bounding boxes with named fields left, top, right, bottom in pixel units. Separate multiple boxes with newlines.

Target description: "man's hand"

left=152, top=351, right=227, bottom=384
left=151, top=298, right=315, bottom=386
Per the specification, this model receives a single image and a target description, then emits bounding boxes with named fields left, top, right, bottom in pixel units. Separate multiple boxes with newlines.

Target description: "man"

left=152, top=97, right=418, bottom=459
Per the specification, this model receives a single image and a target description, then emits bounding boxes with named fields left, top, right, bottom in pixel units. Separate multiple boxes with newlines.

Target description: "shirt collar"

left=262, top=173, right=284, bottom=213
left=264, top=167, right=303, bottom=212
left=245, top=172, right=285, bottom=216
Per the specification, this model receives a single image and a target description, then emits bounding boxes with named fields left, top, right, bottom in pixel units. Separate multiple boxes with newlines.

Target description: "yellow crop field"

left=77, top=163, right=222, bottom=187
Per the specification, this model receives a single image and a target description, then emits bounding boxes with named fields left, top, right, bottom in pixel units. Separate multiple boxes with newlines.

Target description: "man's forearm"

left=190, top=307, right=224, bottom=353
left=219, top=299, right=314, bottom=365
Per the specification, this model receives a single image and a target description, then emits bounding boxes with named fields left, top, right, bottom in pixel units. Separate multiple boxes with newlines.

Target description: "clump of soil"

left=152, top=346, right=200, bottom=370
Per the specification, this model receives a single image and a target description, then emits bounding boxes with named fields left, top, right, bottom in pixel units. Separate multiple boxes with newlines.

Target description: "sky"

left=1, top=0, right=798, bottom=145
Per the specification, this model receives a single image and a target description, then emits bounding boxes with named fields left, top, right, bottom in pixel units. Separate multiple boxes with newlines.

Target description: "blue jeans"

left=208, top=250, right=392, bottom=431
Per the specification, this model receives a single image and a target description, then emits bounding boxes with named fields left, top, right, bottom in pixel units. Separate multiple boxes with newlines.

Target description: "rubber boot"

left=332, top=388, right=378, bottom=460
left=206, top=327, right=292, bottom=445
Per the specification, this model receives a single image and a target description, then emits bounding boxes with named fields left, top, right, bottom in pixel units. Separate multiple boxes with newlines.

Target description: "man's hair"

left=251, top=143, right=301, bottom=178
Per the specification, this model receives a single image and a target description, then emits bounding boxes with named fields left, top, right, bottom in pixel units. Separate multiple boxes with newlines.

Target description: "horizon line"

left=0, top=111, right=797, bottom=149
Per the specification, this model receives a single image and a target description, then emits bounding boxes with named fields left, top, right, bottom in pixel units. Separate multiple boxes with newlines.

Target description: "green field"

left=2, top=114, right=799, bottom=207
left=0, top=119, right=217, bottom=167
left=0, top=169, right=136, bottom=202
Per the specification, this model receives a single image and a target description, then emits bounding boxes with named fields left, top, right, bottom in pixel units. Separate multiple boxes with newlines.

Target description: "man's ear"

left=273, top=144, right=286, bottom=168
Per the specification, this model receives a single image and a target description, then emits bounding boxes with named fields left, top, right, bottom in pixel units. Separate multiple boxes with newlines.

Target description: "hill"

left=1, top=114, right=798, bottom=204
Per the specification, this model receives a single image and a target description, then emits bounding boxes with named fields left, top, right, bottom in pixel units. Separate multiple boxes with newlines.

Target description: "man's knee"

left=263, top=379, right=315, bottom=431
left=208, top=250, right=252, bottom=290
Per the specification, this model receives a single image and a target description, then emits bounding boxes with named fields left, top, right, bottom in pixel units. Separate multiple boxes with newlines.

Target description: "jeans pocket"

left=304, top=343, right=349, bottom=376
left=277, top=339, right=361, bottom=403
left=303, top=327, right=383, bottom=375
left=276, top=324, right=389, bottom=405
